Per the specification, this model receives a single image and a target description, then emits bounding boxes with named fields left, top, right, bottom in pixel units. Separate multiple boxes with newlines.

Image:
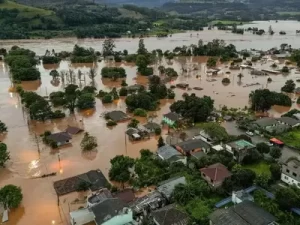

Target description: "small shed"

left=47, top=132, right=72, bottom=146
left=143, top=122, right=161, bottom=133
left=66, top=126, right=83, bottom=135
left=106, top=111, right=130, bottom=123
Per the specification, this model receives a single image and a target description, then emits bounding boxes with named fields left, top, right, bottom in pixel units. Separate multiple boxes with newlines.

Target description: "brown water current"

left=1, top=20, right=300, bottom=225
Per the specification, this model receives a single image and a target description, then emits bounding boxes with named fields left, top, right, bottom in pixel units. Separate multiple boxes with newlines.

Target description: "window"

left=293, top=172, right=297, bottom=177
left=286, top=169, right=290, bottom=173
left=285, top=176, right=289, bottom=180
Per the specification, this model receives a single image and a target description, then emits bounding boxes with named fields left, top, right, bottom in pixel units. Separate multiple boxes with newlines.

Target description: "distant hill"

left=94, top=0, right=171, bottom=7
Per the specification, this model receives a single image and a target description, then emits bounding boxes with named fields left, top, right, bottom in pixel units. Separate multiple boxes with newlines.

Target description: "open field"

left=243, top=161, right=271, bottom=176
left=278, top=129, right=300, bottom=149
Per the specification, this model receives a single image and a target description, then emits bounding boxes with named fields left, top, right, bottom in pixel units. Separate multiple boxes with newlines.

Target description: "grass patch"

left=277, top=11, right=300, bottom=16
left=0, top=0, right=53, bottom=17
left=242, top=161, right=271, bottom=176
left=278, top=129, right=300, bottom=149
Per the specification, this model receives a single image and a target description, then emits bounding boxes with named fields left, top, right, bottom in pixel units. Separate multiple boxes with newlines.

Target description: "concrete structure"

left=200, top=163, right=231, bottom=188
left=157, top=176, right=186, bottom=199
left=232, top=190, right=254, bottom=204
left=225, top=139, right=256, bottom=163
left=281, top=158, right=300, bottom=188
left=157, top=145, right=187, bottom=165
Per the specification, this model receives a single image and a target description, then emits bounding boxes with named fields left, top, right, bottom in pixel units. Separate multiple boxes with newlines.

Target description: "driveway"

left=222, top=121, right=300, bottom=162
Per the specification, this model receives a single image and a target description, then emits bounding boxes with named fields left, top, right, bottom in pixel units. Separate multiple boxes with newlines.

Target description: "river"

left=0, top=20, right=300, bottom=225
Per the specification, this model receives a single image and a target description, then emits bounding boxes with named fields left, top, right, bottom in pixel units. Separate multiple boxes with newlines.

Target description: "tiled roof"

left=200, top=163, right=231, bottom=183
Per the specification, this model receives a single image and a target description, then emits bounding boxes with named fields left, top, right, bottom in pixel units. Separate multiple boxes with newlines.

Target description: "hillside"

left=0, top=0, right=53, bottom=15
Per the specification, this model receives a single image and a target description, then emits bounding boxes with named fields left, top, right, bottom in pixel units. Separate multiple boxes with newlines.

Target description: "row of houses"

left=252, top=117, right=300, bottom=134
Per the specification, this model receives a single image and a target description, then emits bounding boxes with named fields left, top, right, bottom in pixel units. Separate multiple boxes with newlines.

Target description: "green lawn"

left=278, top=130, right=300, bottom=149
left=243, top=161, right=271, bottom=176
left=277, top=12, right=300, bottom=16
left=0, top=0, right=53, bottom=17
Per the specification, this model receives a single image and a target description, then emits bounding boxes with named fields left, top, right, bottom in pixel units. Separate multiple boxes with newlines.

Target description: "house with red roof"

left=200, top=163, right=231, bottom=188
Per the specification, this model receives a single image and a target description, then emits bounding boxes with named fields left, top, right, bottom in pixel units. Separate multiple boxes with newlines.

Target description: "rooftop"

left=157, top=145, right=183, bottom=161
left=277, top=117, right=300, bottom=126
left=209, top=200, right=276, bottom=225
left=65, top=126, right=83, bottom=135
left=157, top=176, right=186, bottom=199
left=254, top=118, right=277, bottom=128
left=227, top=139, right=255, bottom=150
left=163, top=112, right=181, bottom=122
left=88, top=188, right=113, bottom=205
left=91, top=198, right=129, bottom=225
left=200, top=163, right=231, bottom=183
left=107, top=111, right=130, bottom=122
left=129, top=191, right=164, bottom=213
left=48, top=132, right=72, bottom=143
left=176, top=139, right=210, bottom=152
left=53, top=170, right=108, bottom=196
left=152, top=204, right=189, bottom=225
left=113, top=189, right=136, bottom=204
left=190, top=151, right=206, bottom=159
left=143, top=122, right=161, bottom=131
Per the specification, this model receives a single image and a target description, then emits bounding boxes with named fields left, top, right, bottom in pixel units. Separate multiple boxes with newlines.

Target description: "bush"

left=106, top=120, right=117, bottom=126
left=133, top=108, right=147, bottom=117
left=139, top=67, right=153, bottom=76
left=121, top=80, right=128, bottom=87
left=119, top=87, right=128, bottom=96
left=155, top=127, right=161, bottom=135
left=97, top=90, right=107, bottom=98
left=281, top=66, right=289, bottom=73
left=222, top=78, right=231, bottom=84
left=102, top=94, right=113, bottom=103
left=267, top=77, right=272, bottom=82
left=207, top=57, right=217, bottom=67
left=51, top=110, right=66, bottom=119
left=42, top=56, right=61, bottom=64
left=101, top=67, right=126, bottom=80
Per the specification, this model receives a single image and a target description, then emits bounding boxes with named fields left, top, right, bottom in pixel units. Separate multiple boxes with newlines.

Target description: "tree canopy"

left=0, top=121, right=7, bottom=133
left=0, top=143, right=10, bottom=168
left=0, top=185, right=23, bottom=209
left=80, top=132, right=97, bottom=151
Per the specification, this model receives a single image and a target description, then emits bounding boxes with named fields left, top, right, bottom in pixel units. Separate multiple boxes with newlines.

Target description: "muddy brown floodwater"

left=1, top=21, right=300, bottom=225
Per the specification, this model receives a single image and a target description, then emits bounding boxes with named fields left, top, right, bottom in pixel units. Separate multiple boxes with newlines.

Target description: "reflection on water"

left=1, top=22, right=300, bottom=224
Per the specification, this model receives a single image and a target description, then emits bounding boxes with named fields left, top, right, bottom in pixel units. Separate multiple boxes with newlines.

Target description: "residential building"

left=232, top=190, right=254, bottom=204
left=151, top=204, right=189, bottom=225
left=162, top=112, right=182, bottom=127
left=200, top=163, right=231, bottom=188
left=143, top=122, right=161, bottom=133
left=66, top=126, right=84, bottom=135
left=157, top=176, right=186, bottom=200
left=281, top=158, right=300, bottom=188
left=194, top=130, right=215, bottom=144
left=106, top=111, right=130, bottom=123
left=47, top=132, right=72, bottom=146
left=175, top=139, right=211, bottom=156
left=253, top=118, right=278, bottom=132
left=87, top=189, right=113, bottom=207
left=209, top=200, right=278, bottom=225
left=129, top=191, right=165, bottom=214
left=70, top=198, right=133, bottom=225
left=225, top=139, right=256, bottom=163
left=277, top=117, right=300, bottom=128
left=190, top=151, right=206, bottom=160
left=157, top=145, right=187, bottom=165
left=112, top=189, right=135, bottom=204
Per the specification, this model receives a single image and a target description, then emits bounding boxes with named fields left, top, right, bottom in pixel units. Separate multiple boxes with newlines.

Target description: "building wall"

left=102, top=210, right=133, bottom=225
left=281, top=164, right=300, bottom=188
left=281, top=173, right=300, bottom=188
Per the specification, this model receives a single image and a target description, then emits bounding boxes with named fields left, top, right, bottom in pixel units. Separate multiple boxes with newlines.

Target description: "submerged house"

left=157, top=145, right=187, bottom=165
left=47, top=132, right=72, bottom=146
left=106, top=111, right=130, bottom=123
left=162, top=112, right=182, bottom=128
left=66, top=126, right=84, bottom=135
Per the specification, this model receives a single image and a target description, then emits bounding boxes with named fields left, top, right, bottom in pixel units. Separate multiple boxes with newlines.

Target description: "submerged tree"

left=102, top=39, right=115, bottom=57
left=0, top=121, right=7, bottom=133
left=0, top=185, right=23, bottom=209
left=80, top=132, right=97, bottom=151
left=88, top=68, right=97, bottom=87
left=157, top=136, right=165, bottom=148
left=0, top=143, right=10, bottom=167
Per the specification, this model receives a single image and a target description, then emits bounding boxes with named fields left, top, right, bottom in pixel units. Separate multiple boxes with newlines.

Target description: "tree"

left=119, top=87, right=128, bottom=96
left=50, top=70, right=59, bottom=79
left=223, top=168, right=256, bottom=192
left=281, top=66, right=290, bottom=73
left=206, top=57, right=217, bottom=67
left=237, top=73, right=243, bottom=81
left=65, top=84, right=80, bottom=113
left=270, top=163, right=281, bottom=181
left=255, top=174, right=270, bottom=189
left=128, top=119, right=139, bottom=128
left=125, top=92, right=158, bottom=111
left=102, top=39, right=115, bottom=57
left=200, top=122, right=229, bottom=142
left=109, top=155, right=134, bottom=188
left=0, top=143, right=10, bottom=167
left=0, top=121, right=7, bottom=133
left=137, top=39, right=148, bottom=55
left=270, top=147, right=282, bottom=159
left=222, top=77, right=231, bottom=84
left=29, top=98, right=52, bottom=121
left=281, top=80, right=295, bottom=93
left=275, top=186, right=300, bottom=210
left=80, top=132, right=97, bottom=151
left=170, top=94, right=214, bottom=123
left=77, top=93, right=95, bottom=110
left=157, top=136, right=165, bottom=148
left=0, top=185, right=23, bottom=209
left=185, top=198, right=212, bottom=225
left=256, top=142, right=270, bottom=154
left=88, top=68, right=97, bottom=87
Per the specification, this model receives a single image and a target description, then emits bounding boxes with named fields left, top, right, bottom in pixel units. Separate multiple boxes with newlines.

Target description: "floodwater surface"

left=0, top=20, right=300, bottom=225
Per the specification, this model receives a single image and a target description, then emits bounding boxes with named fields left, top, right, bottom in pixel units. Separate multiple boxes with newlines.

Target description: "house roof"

left=176, top=139, right=210, bottom=152
left=295, top=87, right=300, bottom=93
left=143, top=122, right=161, bottom=131
left=88, top=188, right=113, bottom=205
left=209, top=200, right=276, bottom=225
left=157, top=145, right=182, bottom=161
left=277, top=117, right=300, bottom=126
left=48, top=132, right=72, bottom=143
left=113, top=189, right=135, bottom=204
left=254, top=118, right=277, bottom=128
left=107, top=111, right=129, bottom=122
left=91, top=198, right=129, bottom=225
left=200, top=163, right=231, bottom=183
left=65, top=126, right=83, bottom=135
left=226, top=139, right=255, bottom=150
left=190, top=151, right=206, bottom=159
left=152, top=204, right=189, bottom=225
left=53, top=169, right=108, bottom=196
left=163, top=112, right=181, bottom=122
left=157, top=176, right=186, bottom=199
left=129, top=191, right=164, bottom=213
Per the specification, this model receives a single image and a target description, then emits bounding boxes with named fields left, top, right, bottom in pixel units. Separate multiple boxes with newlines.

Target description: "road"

left=222, top=121, right=300, bottom=162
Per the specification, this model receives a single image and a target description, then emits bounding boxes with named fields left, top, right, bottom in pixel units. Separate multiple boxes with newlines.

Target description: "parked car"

left=246, top=131, right=254, bottom=136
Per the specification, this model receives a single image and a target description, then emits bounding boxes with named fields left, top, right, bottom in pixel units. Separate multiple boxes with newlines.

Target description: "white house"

left=281, top=158, right=300, bottom=188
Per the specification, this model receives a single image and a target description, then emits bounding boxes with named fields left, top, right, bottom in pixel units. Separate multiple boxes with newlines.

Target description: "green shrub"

left=155, top=127, right=162, bottom=135
left=106, top=120, right=117, bottom=126
left=133, top=108, right=147, bottom=117
left=102, top=94, right=113, bottom=103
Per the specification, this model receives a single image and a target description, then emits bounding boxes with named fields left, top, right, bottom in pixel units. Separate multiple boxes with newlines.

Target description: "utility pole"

left=34, top=132, right=41, bottom=154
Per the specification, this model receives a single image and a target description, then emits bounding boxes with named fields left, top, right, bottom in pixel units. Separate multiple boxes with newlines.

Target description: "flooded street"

left=0, top=20, right=300, bottom=225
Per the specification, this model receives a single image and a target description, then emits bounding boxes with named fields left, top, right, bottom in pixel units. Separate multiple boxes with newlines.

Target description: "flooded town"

left=1, top=20, right=300, bottom=225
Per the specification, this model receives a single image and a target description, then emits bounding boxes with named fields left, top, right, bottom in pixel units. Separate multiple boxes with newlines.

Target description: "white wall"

left=281, top=173, right=300, bottom=188
left=102, top=210, right=133, bottom=225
